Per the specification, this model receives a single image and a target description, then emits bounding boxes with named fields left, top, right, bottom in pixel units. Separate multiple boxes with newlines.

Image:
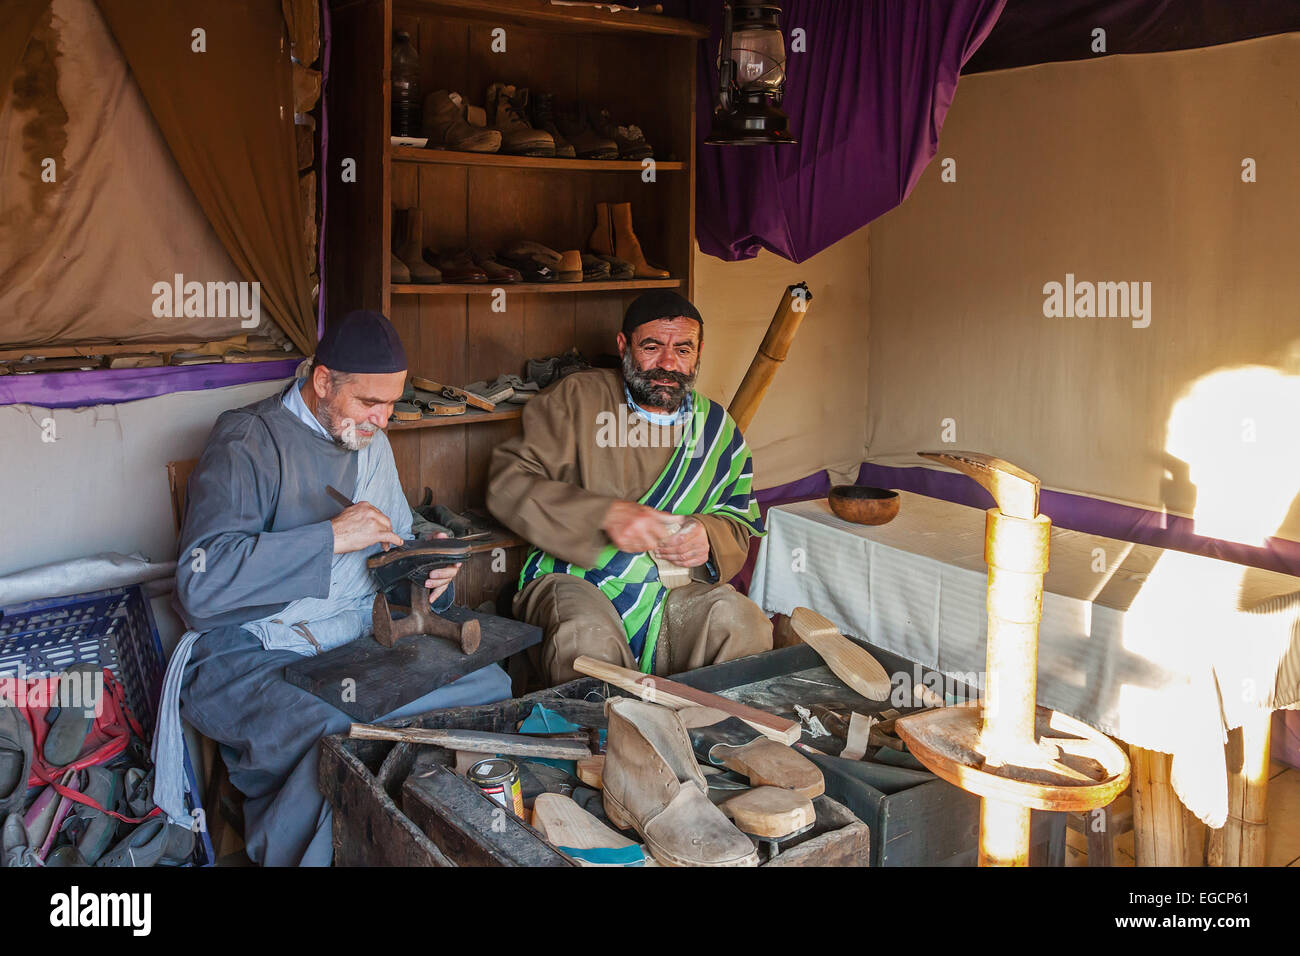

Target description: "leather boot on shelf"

left=485, top=83, right=555, bottom=157
left=602, top=698, right=758, bottom=867
left=468, top=247, right=522, bottom=283
left=428, top=248, right=490, bottom=283
left=393, top=209, right=441, bottom=284
left=530, top=92, right=576, bottom=159
left=589, top=201, right=614, bottom=256
left=390, top=252, right=410, bottom=284
left=609, top=202, right=669, bottom=278
left=422, top=90, right=502, bottom=153
left=591, top=106, right=653, bottom=161
left=555, top=103, right=619, bottom=160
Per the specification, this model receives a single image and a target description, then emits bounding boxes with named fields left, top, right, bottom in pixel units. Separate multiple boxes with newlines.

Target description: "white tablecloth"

left=750, top=494, right=1300, bottom=825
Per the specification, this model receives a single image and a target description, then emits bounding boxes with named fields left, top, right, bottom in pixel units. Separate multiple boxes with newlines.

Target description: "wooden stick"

left=573, top=656, right=801, bottom=745
left=348, top=724, right=595, bottom=759
left=727, top=283, right=813, bottom=433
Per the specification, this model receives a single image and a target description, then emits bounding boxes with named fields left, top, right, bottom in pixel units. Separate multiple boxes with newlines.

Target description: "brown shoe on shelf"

left=581, top=253, right=611, bottom=281
left=557, top=249, right=584, bottom=282
left=591, top=106, right=653, bottom=161
left=390, top=252, right=410, bottom=284
left=485, top=83, right=555, bottom=157
left=393, top=208, right=441, bottom=284
left=530, top=92, right=577, bottom=159
left=555, top=103, right=619, bottom=160
left=601, top=698, right=759, bottom=867
left=468, top=247, right=522, bottom=283
left=595, top=253, right=635, bottom=280
left=609, top=201, right=668, bottom=278
left=422, top=90, right=502, bottom=153
left=427, top=248, right=490, bottom=283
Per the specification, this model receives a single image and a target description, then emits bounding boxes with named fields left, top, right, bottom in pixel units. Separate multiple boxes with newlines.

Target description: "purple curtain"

left=663, top=0, right=1005, bottom=263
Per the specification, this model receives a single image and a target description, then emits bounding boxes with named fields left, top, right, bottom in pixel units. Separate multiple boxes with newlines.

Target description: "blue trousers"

left=179, top=625, right=512, bottom=866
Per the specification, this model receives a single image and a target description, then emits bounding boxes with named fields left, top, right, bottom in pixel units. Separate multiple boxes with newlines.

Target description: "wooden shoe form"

left=710, top=738, right=825, bottom=798
left=532, top=792, right=655, bottom=866
left=721, top=786, right=815, bottom=839
left=790, top=607, right=891, bottom=702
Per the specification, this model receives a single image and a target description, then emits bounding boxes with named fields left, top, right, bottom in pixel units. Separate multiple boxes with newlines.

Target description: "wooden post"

left=1130, top=745, right=1189, bottom=865
left=1219, top=711, right=1271, bottom=866
left=727, top=283, right=813, bottom=433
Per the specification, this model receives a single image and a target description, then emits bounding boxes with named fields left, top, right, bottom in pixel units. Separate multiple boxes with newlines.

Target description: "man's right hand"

left=602, top=500, right=677, bottom=553
left=331, top=502, right=404, bottom=554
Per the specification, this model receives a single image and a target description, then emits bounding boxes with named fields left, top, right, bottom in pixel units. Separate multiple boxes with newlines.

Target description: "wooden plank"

left=318, top=735, right=453, bottom=867
left=401, top=764, right=574, bottom=867
left=392, top=0, right=709, bottom=39
left=283, top=607, right=542, bottom=722
left=1130, top=744, right=1189, bottom=866
left=392, top=145, right=686, bottom=172
left=391, top=279, right=681, bottom=295
left=763, top=797, right=870, bottom=867
left=573, top=656, right=802, bottom=745
left=348, top=724, right=595, bottom=759
left=1221, top=711, right=1272, bottom=866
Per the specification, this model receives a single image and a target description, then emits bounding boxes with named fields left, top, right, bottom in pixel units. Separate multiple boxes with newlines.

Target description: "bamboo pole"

left=727, top=282, right=813, bottom=433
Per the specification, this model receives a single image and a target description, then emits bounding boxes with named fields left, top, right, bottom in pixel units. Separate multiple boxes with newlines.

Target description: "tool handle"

left=573, top=656, right=800, bottom=745
left=347, top=724, right=594, bottom=759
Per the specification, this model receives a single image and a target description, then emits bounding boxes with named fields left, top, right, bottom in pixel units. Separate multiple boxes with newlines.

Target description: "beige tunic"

left=487, top=368, right=754, bottom=581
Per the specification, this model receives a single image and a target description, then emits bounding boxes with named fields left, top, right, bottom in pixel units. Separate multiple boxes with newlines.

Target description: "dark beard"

left=622, top=349, right=697, bottom=412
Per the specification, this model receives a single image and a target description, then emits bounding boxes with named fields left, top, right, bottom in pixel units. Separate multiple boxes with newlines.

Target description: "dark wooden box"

left=320, top=643, right=1064, bottom=866
left=320, top=683, right=868, bottom=866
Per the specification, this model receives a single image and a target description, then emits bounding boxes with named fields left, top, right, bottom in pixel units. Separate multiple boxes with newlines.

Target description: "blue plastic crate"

left=0, top=585, right=215, bottom=866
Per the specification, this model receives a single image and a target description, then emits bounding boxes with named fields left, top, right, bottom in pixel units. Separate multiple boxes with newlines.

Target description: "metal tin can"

left=468, top=757, right=524, bottom=818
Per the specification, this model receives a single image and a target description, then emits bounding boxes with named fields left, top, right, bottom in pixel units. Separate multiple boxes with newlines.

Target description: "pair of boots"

left=589, top=202, right=668, bottom=279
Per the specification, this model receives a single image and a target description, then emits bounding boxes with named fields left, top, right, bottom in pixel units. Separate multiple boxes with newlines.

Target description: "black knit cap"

left=621, top=290, right=703, bottom=338
left=315, top=309, right=408, bottom=373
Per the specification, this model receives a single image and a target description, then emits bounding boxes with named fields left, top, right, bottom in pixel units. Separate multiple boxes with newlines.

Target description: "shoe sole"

left=603, top=790, right=759, bottom=868
left=366, top=543, right=473, bottom=569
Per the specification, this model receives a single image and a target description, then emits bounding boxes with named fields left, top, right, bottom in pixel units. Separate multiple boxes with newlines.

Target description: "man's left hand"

left=423, top=532, right=462, bottom=604
left=652, top=517, right=710, bottom=568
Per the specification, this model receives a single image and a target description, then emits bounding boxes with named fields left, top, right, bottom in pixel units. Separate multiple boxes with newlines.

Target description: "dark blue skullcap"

left=622, top=291, right=703, bottom=337
left=315, top=310, right=408, bottom=373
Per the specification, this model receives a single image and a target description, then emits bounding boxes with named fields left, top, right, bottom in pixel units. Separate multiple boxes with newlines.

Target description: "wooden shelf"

left=392, top=145, right=685, bottom=172
left=392, top=0, right=710, bottom=38
left=388, top=406, right=523, bottom=430
left=391, top=278, right=680, bottom=295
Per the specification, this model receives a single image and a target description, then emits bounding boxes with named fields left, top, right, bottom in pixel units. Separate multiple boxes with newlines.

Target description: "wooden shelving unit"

left=325, top=0, right=704, bottom=606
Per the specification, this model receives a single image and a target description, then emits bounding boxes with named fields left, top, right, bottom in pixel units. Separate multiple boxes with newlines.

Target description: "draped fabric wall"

left=867, top=35, right=1300, bottom=550
left=663, top=0, right=1005, bottom=263
left=0, top=0, right=315, bottom=357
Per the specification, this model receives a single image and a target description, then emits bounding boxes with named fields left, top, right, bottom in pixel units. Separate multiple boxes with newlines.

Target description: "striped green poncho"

left=519, top=390, right=763, bottom=672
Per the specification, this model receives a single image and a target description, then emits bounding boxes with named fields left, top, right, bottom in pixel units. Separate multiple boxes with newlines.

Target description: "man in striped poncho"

left=488, top=291, right=773, bottom=684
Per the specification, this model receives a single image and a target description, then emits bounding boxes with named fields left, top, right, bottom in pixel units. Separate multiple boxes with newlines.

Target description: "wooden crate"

left=320, top=670, right=870, bottom=866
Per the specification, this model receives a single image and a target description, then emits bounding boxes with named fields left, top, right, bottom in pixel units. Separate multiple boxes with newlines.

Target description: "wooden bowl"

left=828, top=485, right=900, bottom=525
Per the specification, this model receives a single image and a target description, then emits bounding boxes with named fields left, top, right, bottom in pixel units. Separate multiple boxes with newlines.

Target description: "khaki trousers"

left=514, top=573, right=774, bottom=685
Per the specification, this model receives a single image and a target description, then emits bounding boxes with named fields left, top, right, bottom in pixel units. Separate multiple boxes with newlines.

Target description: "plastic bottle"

left=391, top=31, right=421, bottom=139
